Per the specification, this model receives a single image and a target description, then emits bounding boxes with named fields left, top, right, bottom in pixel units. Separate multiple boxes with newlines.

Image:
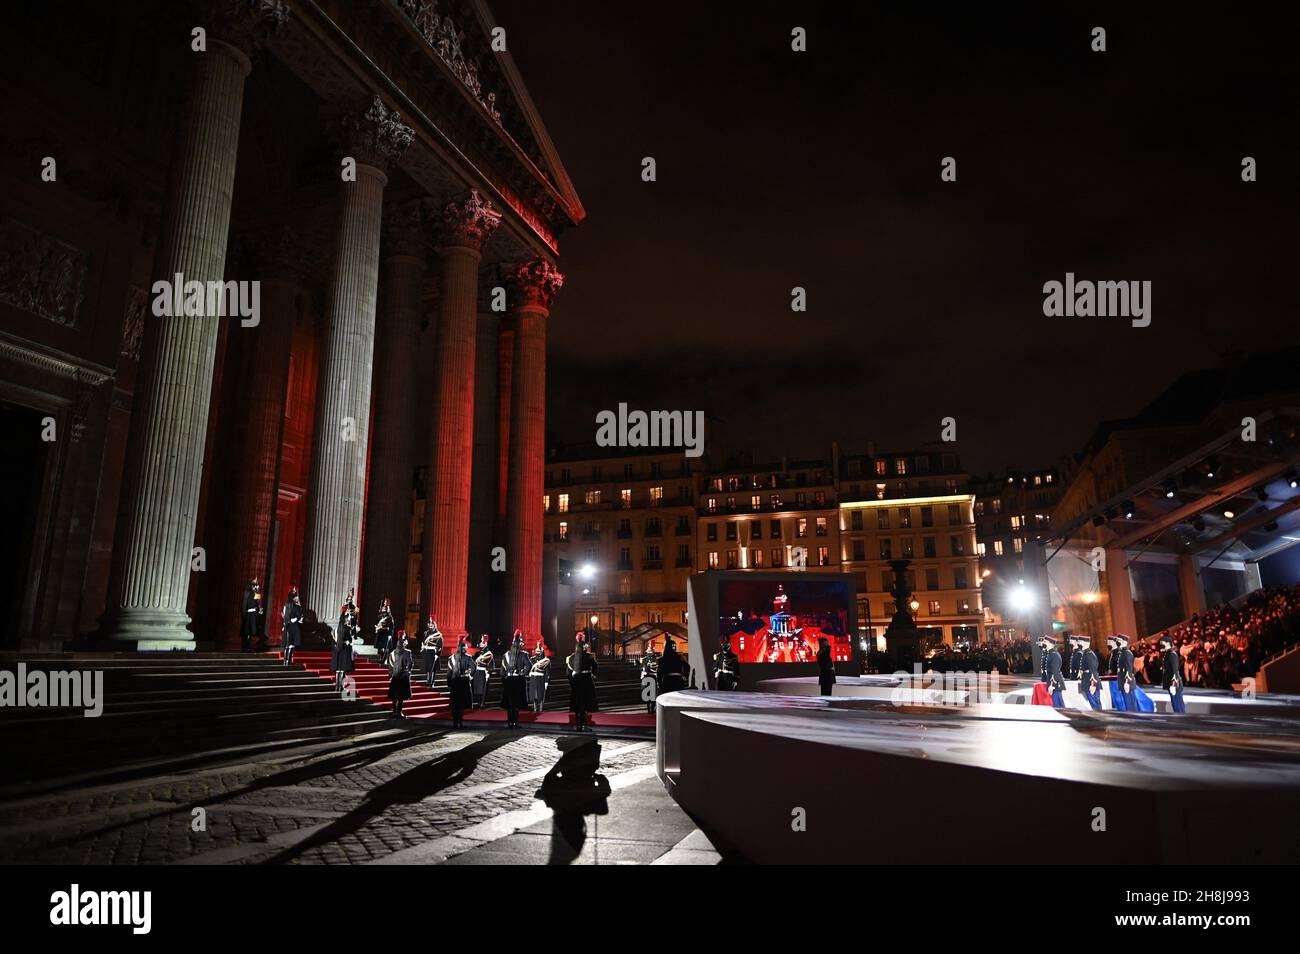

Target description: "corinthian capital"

left=430, top=189, right=502, bottom=251
left=511, top=258, right=564, bottom=310
left=209, top=0, right=290, bottom=55
left=336, top=97, right=415, bottom=172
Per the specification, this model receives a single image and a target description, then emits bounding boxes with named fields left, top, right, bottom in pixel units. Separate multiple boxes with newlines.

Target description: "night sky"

left=495, top=3, right=1300, bottom=474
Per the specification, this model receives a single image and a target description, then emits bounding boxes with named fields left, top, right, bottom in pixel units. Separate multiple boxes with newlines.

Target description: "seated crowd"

left=1133, top=584, right=1300, bottom=689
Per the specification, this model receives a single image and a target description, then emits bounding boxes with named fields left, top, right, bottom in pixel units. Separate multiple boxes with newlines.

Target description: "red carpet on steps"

left=280, top=651, right=654, bottom=729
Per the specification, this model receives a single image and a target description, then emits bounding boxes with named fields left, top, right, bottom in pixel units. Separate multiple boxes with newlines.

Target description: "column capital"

left=382, top=199, right=429, bottom=259
left=208, top=0, right=290, bottom=59
left=429, top=189, right=502, bottom=252
left=334, top=96, right=414, bottom=173
left=510, top=258, right=564, bottom=310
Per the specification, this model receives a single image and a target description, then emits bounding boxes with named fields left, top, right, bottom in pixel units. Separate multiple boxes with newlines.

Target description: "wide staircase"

left=0, top=652, right=399, bottom=793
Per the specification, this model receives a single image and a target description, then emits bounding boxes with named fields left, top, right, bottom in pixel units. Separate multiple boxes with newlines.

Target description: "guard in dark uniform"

left=1114, top=633, right=1140, bottom=712
left=1159, top=635, right=1187, bottom=713
left=387, top=631, right=413, bottom=719
left=640, top=648, right=659, bottom=714
left=567, top=635, right=600, bottom=732
left=657, top=637, right=687, bottom=697
left=241, top=578, right=264, bottom=653
left=472, top=635, right=493, bottom=709
left=420, top=616, right=443, bottom=687
left=1075, top=633, right=1102, bottom=710
left=333, top=602, right=358, bottom=691
left=446, top=639, right=474, bottom=728
left=281, top=586, right=303, bottom=666
left=500, top=631, right=531, bottom=728
left=528, top=641, right=551, bottom=713
left=1038, top=634, right=1065, bottom=707
left=1067, top=632, right=1083, bottom=681
left=373, top=597, right=396, bottom=661
left=713, top=635, right=740, bottom=691
left=816, top=637, right=836, bottom=696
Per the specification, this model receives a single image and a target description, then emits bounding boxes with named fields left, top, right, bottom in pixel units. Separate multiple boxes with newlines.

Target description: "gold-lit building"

left=543, top=449, right=701, bottom=643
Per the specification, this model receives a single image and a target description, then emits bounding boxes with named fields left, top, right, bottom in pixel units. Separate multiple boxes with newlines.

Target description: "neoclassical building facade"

left=0, top=0, right=582, bottom=651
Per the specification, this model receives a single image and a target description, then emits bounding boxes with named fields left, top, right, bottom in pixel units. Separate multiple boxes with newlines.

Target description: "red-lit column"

left=301, top=98, right=413, bottom=623
left=502, top=259, right=563, bottom=645
left=97, top=2, right=288, bottom=649
left=217, top=226, right=314, bottom=649
left=360, top=200, right=426, bottom=624
left=421, top=191, right=501, bottom=642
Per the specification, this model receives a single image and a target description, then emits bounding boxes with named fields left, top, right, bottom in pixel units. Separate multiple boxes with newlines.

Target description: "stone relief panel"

left=0, top=216, right=89, bottom=328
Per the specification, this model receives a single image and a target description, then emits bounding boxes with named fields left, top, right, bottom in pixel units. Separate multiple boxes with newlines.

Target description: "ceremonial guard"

left=373, top=597, right=396, bottom=661
left=713, top=635, right=740, bottom=691
left=1112, top=633, right=1146, bottom=712
left=333, top=599, right=359, bottom=691
left=657, top=637, right=687, bottom=697
left=1160, top=635, right=1187, bottom=713
left=500, top=631, right=531, bottom=728
left=281, top=586, right=303, bottom=666
left=1067, top=632, right=1083, bottom=681
left=640, top=647, right=659, bottom=714
left=420, top=617, right=444, bottom=687
left=387, top=632, right=413, bottom=719
left=472, top=635, right=494, bottom=709
left=567, top=635, right=599, bottom=731
left=1074, top=634, right=1102, bottom=710
left=241, top=578, right=264, bottom=653
left=528, top=642, right=551, bottom=713
left=446, top=640, right=474, bottom=728
left=1038, top=634, right=1065, bottom=707
left=816, top=637, right=836, bottom=696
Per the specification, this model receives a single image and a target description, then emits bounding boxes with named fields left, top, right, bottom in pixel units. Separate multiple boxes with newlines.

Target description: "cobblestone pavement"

left=0, top=729, right=721, bottom=865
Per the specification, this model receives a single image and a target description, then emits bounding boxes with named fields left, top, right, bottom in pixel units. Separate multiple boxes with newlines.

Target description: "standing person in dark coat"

left=446, top=639, right=474, bottom=728
left=1067, top=633, right=1084, bottom=681
left=241, top=578, right=264, bottom=653
left=656, top=637, right=687, bottom=697
left=528, top=642, right=551, bottom=713
left=373, top=597, right=395, bottom=661
left=500, top=631, right=531, bottom=728
left=281, top=586, right=303, bottom=667
left=333, top=604, right=358, bottom=691
left=1038, top=634, right=1065, bottom=707
left=1074, top=634, right=1102, bottom=710
left=420, top=616, right=443, bottom=687
left=640, top=648, right=660, bottom=714
left=713, top=635, right=740, bottom=691
left=1159, top=636, right=1187, bottom=713
left=387, top=632, right=413, bottom=719
left=472, top=635, right=494, bottom=709
left=816, top=637, right=836, bottom=696
left=567, top=635, right=600, bottom=732
left=1115, top=633, right=1141, bottom=712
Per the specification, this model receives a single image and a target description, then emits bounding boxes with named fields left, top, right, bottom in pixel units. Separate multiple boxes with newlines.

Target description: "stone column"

left=1105, top=547, right=1139, bottom=636
left=359, top=200, right=426, bottom=626
left=1177, top=552, right=1207, bottom=619
left=501, top=259, right=563, bottom=645
left=98, top=2, right=288, bottom=649
left=420, top=191, right=501, bottom=643
left=301, top=97, right=413, bottom=625
left=216, top=226, right=314, bottom=649
left=466, top=277, right=501, bottom=633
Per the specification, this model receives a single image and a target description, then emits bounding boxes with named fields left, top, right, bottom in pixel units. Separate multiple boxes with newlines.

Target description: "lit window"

left=620, top=488, right=632, bottom=509
left=558, top=521, right=568, bottom=541
left=649, top=486, right=663, bottom=506
left=708, top=551, right=719, bottom=569
left=543, top=495, right=551, bottom=513
left=558, top=494, right=569, bottom=513
left=585, top=490, right=601, bottom=505
left=993, top=540, right=1004, bottom=556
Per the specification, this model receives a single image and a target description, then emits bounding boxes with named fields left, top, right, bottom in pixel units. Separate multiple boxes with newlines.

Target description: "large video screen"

left=716, top=578, right=853, bottom=664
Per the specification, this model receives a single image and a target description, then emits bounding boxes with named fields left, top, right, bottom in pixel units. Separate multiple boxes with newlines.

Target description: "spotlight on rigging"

left=1121, top=499, right=1136, bottom=519
left=1222, top=509, right=1235, bottom=520
left=1204, top=456, right=1219, bottom=478
left=1286, top=469, right=1299, bottom=490
left=1256, top=488, right=1269, bottom=502
left=1091, top=515, right=1105, bottom=527
left=1162, top=479, right=1177, bottom=499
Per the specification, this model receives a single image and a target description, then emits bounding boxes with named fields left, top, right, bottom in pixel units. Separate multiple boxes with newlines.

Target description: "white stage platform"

left=656, top=688, right=1300, bottom=864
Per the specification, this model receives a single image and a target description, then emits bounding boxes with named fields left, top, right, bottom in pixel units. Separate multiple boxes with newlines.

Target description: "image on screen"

left=716, top=579, right=853, bottom=664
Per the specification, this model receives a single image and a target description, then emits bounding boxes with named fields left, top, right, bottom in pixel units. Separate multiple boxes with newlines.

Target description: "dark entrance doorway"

left=0, top=400, right=50, bottom=647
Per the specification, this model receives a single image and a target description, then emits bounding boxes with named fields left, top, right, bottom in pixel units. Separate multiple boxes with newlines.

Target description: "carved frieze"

left=0, top=216, right=89, bottom=327
left=397, top=0, right=502, bottom=123
left=119, top=284, right=147, bottom=362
